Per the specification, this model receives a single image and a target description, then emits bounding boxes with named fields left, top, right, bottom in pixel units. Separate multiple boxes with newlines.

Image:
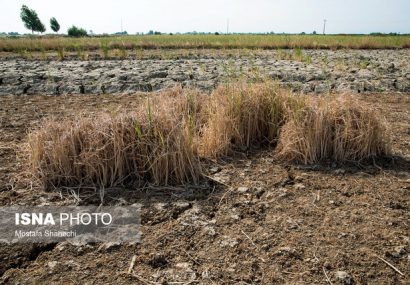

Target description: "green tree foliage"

left=50, top=17, right=60, bottom=33
left=67, top=26, right=88, bottom=37
left=37, top=21, right=46, bottom=33
left=20, top=5, right=46, bottom=34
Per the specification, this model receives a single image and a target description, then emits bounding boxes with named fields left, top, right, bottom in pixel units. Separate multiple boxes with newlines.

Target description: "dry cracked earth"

left=0, top=49, right=409, bottom=96
left=0, top=49, right=409, bottom=285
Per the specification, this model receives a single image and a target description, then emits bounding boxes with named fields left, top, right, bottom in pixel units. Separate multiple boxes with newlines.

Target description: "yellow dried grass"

left=198, top=83, right=303, bottom=157
left=27, top=88, right=203, bottom=189
left=26, top=83, right=391, bottom=190
left=275, top=95, right=391, bottom=163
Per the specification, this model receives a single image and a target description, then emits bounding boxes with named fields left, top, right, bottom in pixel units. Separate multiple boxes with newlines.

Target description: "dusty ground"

left=0, top=91, right=409, bottom=284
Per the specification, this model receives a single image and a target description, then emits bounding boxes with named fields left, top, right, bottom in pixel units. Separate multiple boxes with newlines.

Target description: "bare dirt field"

left=0, top=87, right=409, bottom=284
left=1, top=49, right=409, bottom=96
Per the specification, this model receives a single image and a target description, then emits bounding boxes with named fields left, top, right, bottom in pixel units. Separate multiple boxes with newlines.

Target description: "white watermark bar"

left=0, top=205, right=141, bottom=244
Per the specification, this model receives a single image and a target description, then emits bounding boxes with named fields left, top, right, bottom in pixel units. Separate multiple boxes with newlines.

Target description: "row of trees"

left=20, top=5, right=60, bottom=34
left=20, top=5, right=88, bottom=37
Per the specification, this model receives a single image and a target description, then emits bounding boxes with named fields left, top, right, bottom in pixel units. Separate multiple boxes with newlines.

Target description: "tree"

left=68, top=26, right=87, bottom=37
left=37, top=21, right=46, bottom=33
left=50, top=17, right=60, bottom=33
left=20, top=5, right=45, bottom=34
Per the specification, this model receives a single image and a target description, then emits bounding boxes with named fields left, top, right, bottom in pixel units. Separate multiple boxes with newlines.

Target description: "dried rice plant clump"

left=146, top=85, right=210, bottom=154
left=275, top=95, right=391, bottom=164
left=27, top=96, right=202, bottom=190
left=199, top=82, right=301, bottom=157
left=25, top=83, right=392, bottom=191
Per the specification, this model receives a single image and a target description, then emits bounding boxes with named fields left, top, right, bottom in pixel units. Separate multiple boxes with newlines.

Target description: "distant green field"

left=1, top=34, right=409, bottom=52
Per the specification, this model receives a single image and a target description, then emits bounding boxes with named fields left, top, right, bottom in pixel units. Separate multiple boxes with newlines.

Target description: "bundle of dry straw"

left=198, top=83, right=303, bottom=157
left=27, top=87, right=204, bottom=189
left=275, top=95, right=391, bottom=163
left=26, top=83, right=391, bottom=190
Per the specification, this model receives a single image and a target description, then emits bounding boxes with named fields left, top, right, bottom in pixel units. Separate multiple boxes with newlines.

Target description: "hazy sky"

left=2, top=0, right=410, bottom=34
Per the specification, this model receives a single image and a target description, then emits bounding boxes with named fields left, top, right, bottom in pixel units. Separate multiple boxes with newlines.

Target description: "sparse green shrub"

left=75, top=45, right=88, bottom=60
left=277, top=48, right=283, bottom=60
left=118, top=46, right=127, bottom=59
left=68, top=26, right=88, bottom=37
left=21, top=49, right=33, bottom=60
left=57, top=47, right=64, bottom=60
left=294, top=47, right=303, bottom=61
left=100, top=41, right=110, bottom=59
left=40, top=47, right=47, bottom=60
